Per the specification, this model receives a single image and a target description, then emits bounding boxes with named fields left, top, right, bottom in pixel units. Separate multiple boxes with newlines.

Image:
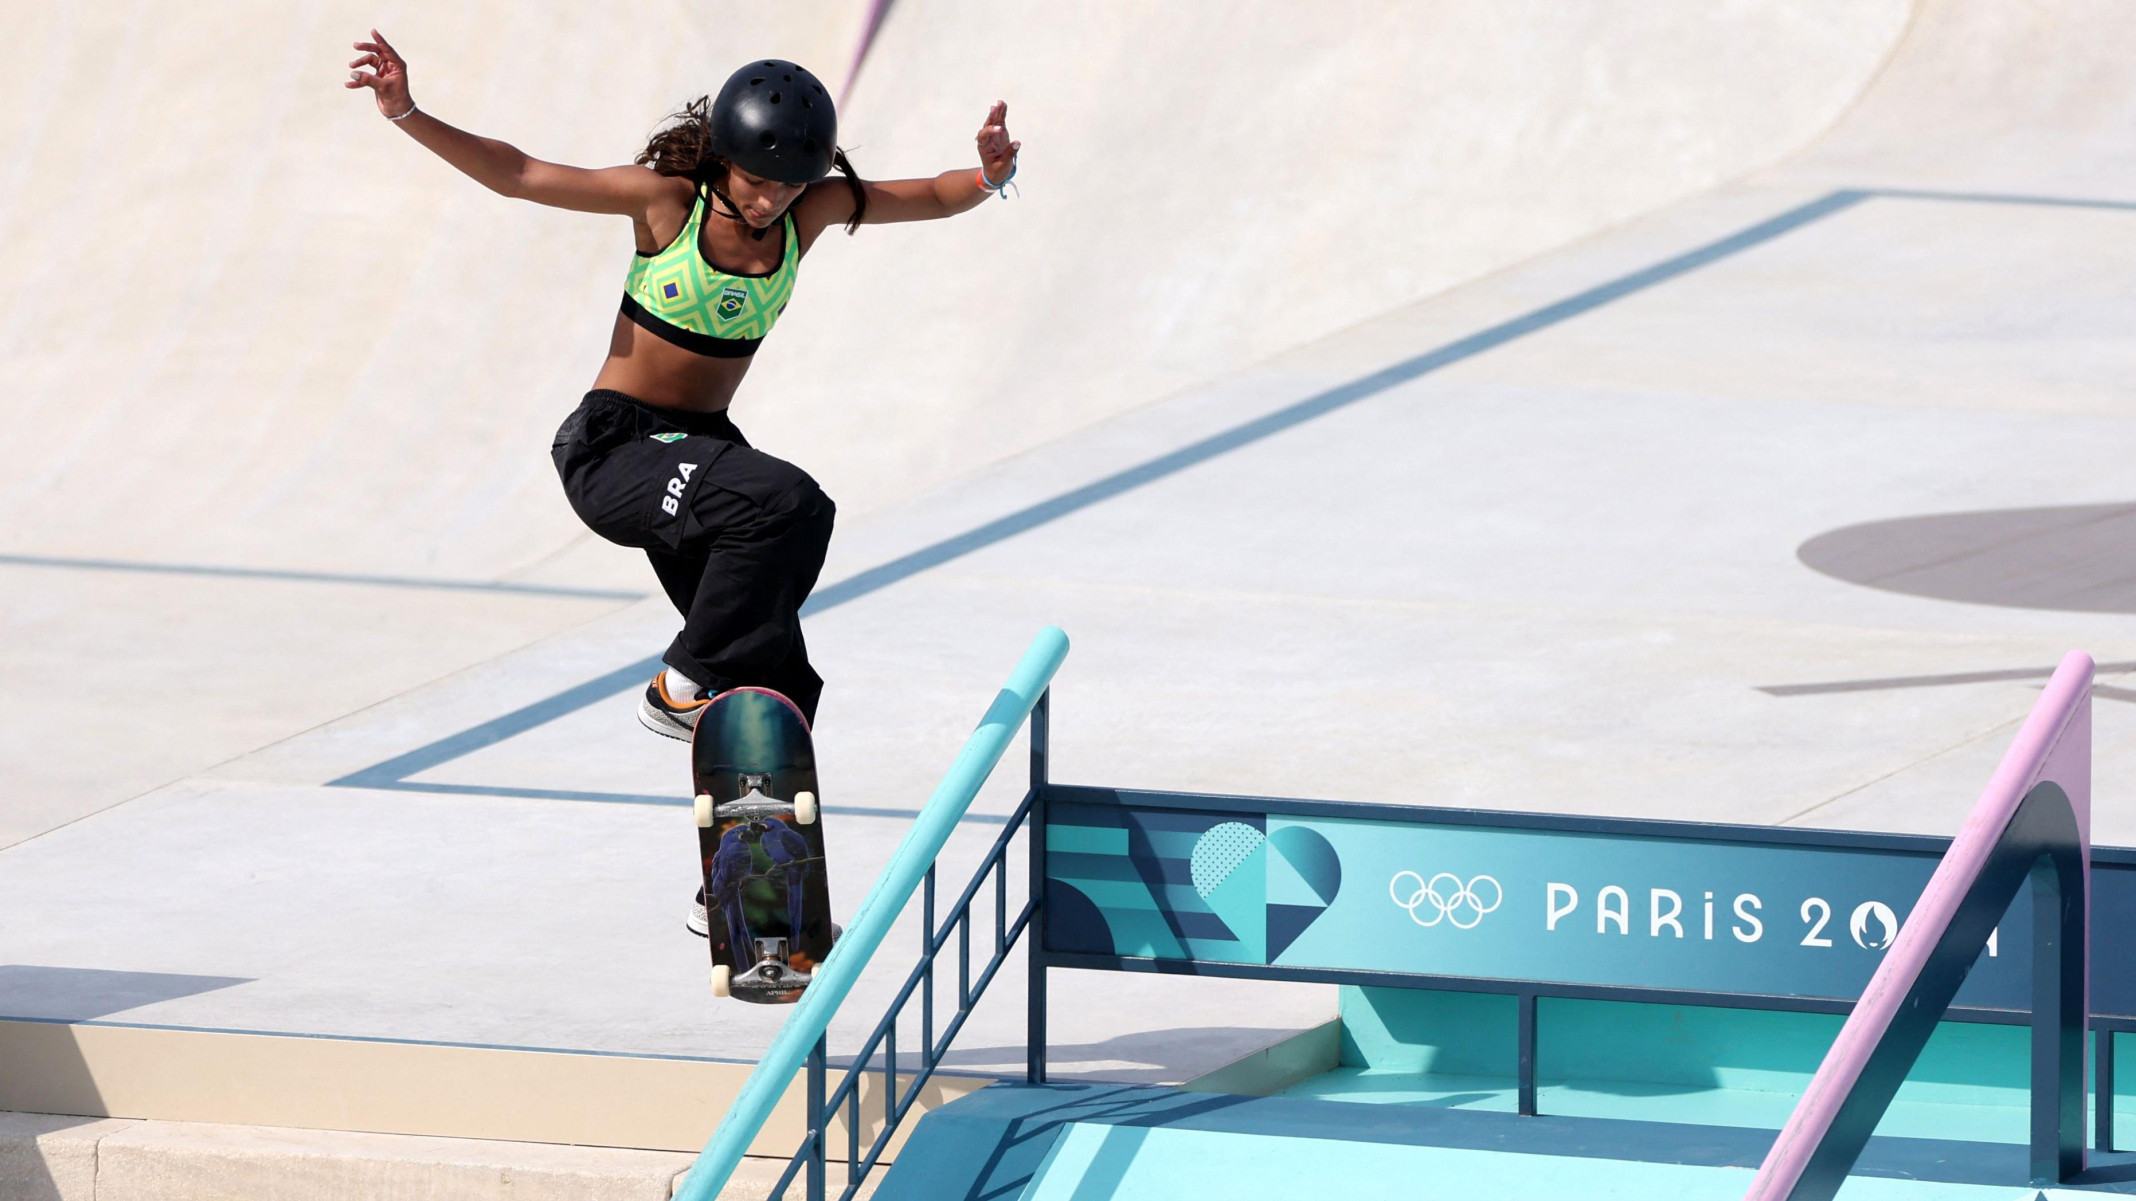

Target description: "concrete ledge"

left=0, top=1112, right=886, bottom=1201
left=714, top=1154, right=883, bottom=1201
left=93, top=1122, right=693, bottom=1201
left=0, top=1113, right=134, bottom=1201
left=0, top=1019, right=987, bottom=1155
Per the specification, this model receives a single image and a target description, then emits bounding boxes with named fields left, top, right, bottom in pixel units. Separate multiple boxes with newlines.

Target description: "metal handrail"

left=1747, top=650, right=2094, bottom=1200
left=767, top=787, right=1042, bottom=1199
left=672, top=627, right=1069, bottom=1201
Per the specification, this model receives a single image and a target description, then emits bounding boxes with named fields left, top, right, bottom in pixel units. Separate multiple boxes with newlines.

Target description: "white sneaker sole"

left=638, top=696, right=697, bottom=742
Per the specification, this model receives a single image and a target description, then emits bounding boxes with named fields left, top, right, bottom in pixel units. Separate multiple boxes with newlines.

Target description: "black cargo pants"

left=551, top=390, right=835, bottom=721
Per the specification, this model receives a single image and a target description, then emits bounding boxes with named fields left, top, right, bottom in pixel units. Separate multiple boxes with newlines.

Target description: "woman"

left=346, top=31, right=1019, bottom=742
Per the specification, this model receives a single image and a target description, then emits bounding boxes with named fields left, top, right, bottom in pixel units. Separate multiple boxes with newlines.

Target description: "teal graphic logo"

left=1188, top=822, right=1267, bottom=959
left=1044, top=808, right=1344, bottom=966
left=650, top=432, right=687, bottom=444
left=717, top=286, right=748, bottom=320
left=1183, top=821, right=1345, bottom=963
left=1264, top=825, right=1344, bottom=959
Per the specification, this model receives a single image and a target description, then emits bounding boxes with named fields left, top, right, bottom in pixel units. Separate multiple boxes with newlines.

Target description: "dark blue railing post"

left=922, top=868, right=935, bottom=1057
left=2101, top=1030, right=2118, bottom=1152
left=2028, top=850, right=2086, bottom=1186
left=1517, top=992, right=1537, bottom=1116
left=1028, top=688, right=1050, bottom=1085
left=806, top=1036, right=826, bottom=1201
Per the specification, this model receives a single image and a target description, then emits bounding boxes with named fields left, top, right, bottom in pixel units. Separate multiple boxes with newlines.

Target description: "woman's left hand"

left=977, top=101, right=1020, bottom=185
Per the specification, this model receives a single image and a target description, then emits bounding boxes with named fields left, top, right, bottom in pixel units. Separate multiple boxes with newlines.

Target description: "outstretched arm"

left=346, top=29, right=670, bottom=217
left=800, top=100, right=1021, bottom=231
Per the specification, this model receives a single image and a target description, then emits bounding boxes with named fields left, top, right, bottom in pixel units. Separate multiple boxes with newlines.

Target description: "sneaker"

left=638, top=672, right=708, bottom=742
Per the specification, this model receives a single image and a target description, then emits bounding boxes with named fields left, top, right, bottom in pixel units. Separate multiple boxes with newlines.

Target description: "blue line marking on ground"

left=344, top=778, right=1013, bottom=824
left=331, top=659, right=660, bottom=788
left=801, top=190, right=1871, bottom=616
left=0, top=553, right=644, bottom=601
left=330, top=186, right=2134, bottom=805
left=1870, top=188, right=2136, bottom=213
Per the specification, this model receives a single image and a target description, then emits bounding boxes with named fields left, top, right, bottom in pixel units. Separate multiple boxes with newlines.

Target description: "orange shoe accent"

left=656, top=672, right=710, bottom=710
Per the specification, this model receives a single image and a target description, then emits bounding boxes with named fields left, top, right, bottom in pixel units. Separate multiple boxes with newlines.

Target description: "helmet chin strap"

left=706, top=179, right=773, bottom=241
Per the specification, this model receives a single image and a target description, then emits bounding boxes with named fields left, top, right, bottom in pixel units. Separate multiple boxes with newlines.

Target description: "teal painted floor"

left=1279, top=1067, right=2136, bottom=1147
left=878, top=1082, right=2136, bottom=1200
left=1021, top=1124, right=2062, bottom=1200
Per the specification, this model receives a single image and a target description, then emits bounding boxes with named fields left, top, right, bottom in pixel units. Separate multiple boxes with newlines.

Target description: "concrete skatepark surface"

left=2, top=0, right=2134, bottom=1173
left=0, top=0, right=1906, bottom=838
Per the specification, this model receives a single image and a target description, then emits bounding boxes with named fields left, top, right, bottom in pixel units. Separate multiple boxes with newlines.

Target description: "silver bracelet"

left=387, top=104, right=419, bottom=122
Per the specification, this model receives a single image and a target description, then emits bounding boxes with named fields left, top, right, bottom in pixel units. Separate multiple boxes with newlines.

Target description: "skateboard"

left=690, top=687, right=834, bottom=1003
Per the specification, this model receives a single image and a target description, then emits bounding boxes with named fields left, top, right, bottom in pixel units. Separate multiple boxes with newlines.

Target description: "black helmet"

left=708, top=60, right=837, bottom=185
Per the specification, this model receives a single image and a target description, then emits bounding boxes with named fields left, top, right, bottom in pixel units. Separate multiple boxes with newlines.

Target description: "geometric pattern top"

left=621, top=183, right=798, bottom=358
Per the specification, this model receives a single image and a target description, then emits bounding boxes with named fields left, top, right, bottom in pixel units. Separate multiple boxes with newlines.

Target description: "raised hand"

left=976, top=101, right=1019, bottom=186
left=345, top=28, right=415, bottom=120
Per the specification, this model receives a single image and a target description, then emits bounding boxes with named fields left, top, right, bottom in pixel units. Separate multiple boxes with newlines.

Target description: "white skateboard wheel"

left=710, top=964, right=731, bottom=997
left=795, top=791, right=818, bottom=825
left=693, top=793, right=714, bottom=828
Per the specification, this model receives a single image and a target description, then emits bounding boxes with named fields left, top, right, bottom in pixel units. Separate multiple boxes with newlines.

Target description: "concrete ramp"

left=0, top=1, right=1906, bottom=836
left=0, top=1, right=1908, bottom=574
left=1791, top=1, right=2136, bottom=194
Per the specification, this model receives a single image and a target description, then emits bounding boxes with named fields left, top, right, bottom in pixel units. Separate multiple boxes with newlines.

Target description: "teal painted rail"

left=673, top=626, right=1072, bottom=1201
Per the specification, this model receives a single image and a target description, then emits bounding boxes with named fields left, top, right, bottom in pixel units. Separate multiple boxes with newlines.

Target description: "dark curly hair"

left=637, top=95, right=866, bottom=234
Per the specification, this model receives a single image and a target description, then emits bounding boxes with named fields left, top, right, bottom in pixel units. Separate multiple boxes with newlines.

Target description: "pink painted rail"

left=1746, top=650, right=2094, bottom=1200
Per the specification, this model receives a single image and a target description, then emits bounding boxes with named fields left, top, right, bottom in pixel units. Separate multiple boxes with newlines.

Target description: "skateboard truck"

left=733, top=772, right=817, bottom=824
left=751, top=937, right=790, bottom=984
left=710, top=940, right=815, bottom=998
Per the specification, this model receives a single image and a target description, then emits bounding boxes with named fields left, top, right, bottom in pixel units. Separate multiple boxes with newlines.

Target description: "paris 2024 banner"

left=1042, top=796, right=2136, bottom=1014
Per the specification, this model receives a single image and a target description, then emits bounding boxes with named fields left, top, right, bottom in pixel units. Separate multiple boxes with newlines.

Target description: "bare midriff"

left=590, top=314, right=756, bottom=413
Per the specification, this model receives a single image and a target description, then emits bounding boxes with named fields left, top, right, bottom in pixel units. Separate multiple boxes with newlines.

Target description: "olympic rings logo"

left=1389, top=871, right=1503, bottom=930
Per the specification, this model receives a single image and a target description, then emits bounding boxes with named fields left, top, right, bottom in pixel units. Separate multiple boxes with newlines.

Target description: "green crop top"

left=621, top=183, right=799, bottom=359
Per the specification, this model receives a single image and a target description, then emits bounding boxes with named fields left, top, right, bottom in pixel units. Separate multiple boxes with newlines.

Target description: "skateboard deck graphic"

left=690, top=687, right=833, bottom=1004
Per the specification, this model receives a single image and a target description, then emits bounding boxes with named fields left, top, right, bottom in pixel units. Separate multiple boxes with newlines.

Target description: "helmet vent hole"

left=769, top=91, right=782, bottom=104
left=783, top=73, right=793, bottom=81
left=802, top=96, right=812, bottom=109
left=758, top=131, right=779, bottom=149
left=748, top=76, right=765, bottom=86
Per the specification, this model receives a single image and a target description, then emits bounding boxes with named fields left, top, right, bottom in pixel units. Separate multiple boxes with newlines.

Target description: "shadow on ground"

left=1800, top=503, right=2136, bottom=614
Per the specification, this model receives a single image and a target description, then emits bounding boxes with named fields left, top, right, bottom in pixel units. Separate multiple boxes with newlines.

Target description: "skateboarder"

left=347, top=34, right=1021, bottom=739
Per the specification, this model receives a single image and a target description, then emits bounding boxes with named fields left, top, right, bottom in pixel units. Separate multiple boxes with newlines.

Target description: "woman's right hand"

left=346, top=28, right=415, bottom=120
